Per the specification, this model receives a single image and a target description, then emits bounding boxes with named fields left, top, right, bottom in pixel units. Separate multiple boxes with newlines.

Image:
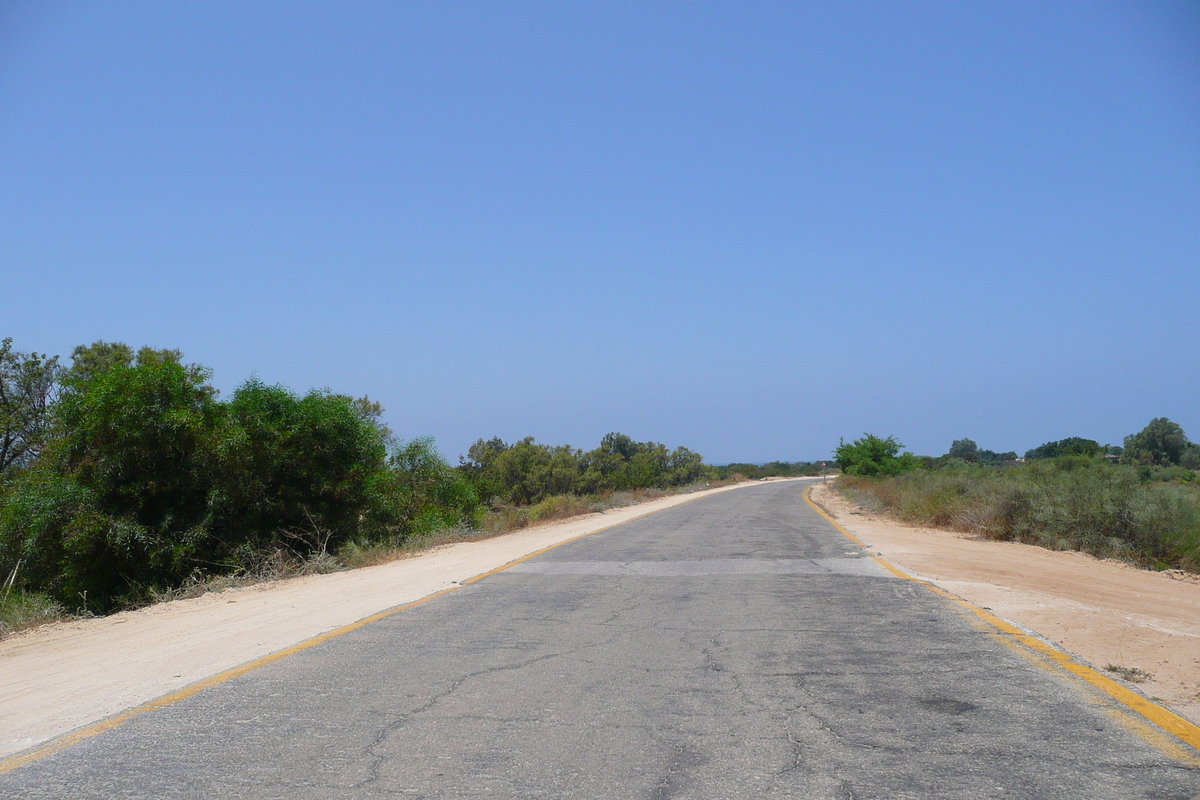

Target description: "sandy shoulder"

left=0, top=481, right=780, bottom=760
left=810, top=482, right=1200, bottom=726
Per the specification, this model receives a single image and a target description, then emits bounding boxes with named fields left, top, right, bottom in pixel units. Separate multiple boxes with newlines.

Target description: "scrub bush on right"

left=838, top=458, right=1200, bottom=570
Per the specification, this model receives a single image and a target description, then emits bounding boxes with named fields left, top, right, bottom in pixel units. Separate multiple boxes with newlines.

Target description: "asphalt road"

left=4, top=480, right=1199, bottom=798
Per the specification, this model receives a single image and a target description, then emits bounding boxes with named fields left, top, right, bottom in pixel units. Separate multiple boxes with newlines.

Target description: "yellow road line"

left=0, top=586, right=457, bottom=775
left=0, top=496, right=699, bottom=776
left=803, top=484, right=1200, bottom=761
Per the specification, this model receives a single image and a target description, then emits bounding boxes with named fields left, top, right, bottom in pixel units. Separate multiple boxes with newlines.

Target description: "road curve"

left=3, top=479, right=1198, bottom=798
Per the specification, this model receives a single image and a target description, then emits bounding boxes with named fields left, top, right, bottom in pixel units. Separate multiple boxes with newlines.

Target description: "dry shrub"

left=0, top=590, right=65, bottom=639
left=528, top=495, right=592, bottom=523
left=835, top=462, right=1200, bottom=571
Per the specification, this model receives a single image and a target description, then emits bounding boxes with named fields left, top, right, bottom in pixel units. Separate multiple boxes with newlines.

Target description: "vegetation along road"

left=3, top=480, right=1199, bottom=798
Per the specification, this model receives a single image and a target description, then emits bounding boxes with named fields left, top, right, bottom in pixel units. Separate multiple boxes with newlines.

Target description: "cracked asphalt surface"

left=5, top=479, right=1200, bottom=798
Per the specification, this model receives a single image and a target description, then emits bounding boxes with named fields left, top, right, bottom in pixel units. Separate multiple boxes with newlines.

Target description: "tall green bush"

left=211, top=380, right=389, bottom=556
left=1122, top=418, right=1199, bottom=467
left=30, top=352, right=223, bottom=607
left=0, top=345, right=446, bottom=611
left=834, top=434, right=918, bottom=477
left=0, top=338, right=61, bottom=475
left=0, top=469, right=99, bottom=603
left=53, top=349, right=220, bottom=526
left=370, top=437, right=480, bottom=539
left=1024, top=437, right=1103, bottom=460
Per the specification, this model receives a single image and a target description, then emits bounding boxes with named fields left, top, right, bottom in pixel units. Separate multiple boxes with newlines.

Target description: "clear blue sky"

left=2, top=2, right=1197, bottom=463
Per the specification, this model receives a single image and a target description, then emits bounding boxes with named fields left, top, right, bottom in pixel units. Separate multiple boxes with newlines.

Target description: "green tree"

left=212, top=380, right=389, bottom=553
left=976, top=450, right=1018, bottom=465
left=0, top=340, right=497, bottom=611
left=460, top=436, right=510, bottom=503
left=713, top=461, right=828, bottom=479
left=666, top=446, right=711, bottom=486
left=947, top=439, right=978, bottom=461
left=52, top=349, right=220, bottom=530
left=489, top=439, right=581, bottom=504
left=463, top=432, right=713, bottom=501
left=1025, top=437, right=1103, bottom=460
left=600, top=432, right=640, bottom=461
left=371, top=437, right=479, bottom=539
left=0, top=469, right=99, bottom=603
left=338, top=394, right=393, bottom=441
left=64, top=340, right=135, bottom=384
left=834, top=434, right=918, bottom=477
left=31, top=349, right=222, bottom=608
left=1122, top=418, right=1193, bottom=466
left=582, top=433, right=676, bottom=492
left=0, top=339, right=61, bottom=475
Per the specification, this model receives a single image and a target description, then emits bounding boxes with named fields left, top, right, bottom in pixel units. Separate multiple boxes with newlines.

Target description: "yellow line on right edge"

left=803, top=484, right=1200, bottom=759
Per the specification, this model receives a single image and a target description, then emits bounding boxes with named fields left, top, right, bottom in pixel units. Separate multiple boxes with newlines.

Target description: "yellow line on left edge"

left=0, top=507, right=659, bottom=776
left=803, top=484, right=1200, bottom=761
left=0, top=586, right=456, bottom=775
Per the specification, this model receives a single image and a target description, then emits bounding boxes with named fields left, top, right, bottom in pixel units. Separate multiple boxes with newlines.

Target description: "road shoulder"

left=810, top=482, right=1200, bottom=726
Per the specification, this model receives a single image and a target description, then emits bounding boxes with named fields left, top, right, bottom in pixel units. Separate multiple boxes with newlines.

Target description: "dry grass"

left=835, top=463, right=1200, bottom=572
left=1105, top=664, right=1154, bottom=683
left=338, top=524, right=499, bottom=569
left=0, top=591, right=67, bottom=639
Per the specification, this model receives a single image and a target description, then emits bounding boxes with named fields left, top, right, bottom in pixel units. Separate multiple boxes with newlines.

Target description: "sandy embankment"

left=0, top=482, right=761, bottom=761
left=810, top=482, right=1200, bottom=726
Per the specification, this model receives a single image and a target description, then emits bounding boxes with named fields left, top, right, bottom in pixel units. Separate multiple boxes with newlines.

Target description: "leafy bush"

left=0, top=339, right=720, bottom=617
left=834, top=434, right=919, bottom=477
left=52, top=350, right=220, bottom=538
left=0, top=344, right=468, bottom=611
left=370, top=436, right=480, bottom=539
left=11, top=349, right=223, bottom=609
left=1122, top=417, right=1200, bottom=467
left=0, top=469, right=99, bottom=603
left=1024, top=437, right=1104, bottom=460
left=212, top=380, right=390, bottom=555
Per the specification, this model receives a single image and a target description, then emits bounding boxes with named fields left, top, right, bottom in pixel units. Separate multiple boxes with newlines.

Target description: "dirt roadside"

left=810, top=482, right=1200, bottom=727
left=0, top=481, right=769, bottom=761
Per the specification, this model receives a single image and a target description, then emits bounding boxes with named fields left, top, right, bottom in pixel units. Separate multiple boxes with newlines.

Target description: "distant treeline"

left=835, top=419, right=1200, bottom=478
left=832, top=421, right=1200, bottom=572
left=461, top=432, right=714, bottom=506
left=712, top=461, right=829, bottom=480
left=0, top=339, right=722, bottom=614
